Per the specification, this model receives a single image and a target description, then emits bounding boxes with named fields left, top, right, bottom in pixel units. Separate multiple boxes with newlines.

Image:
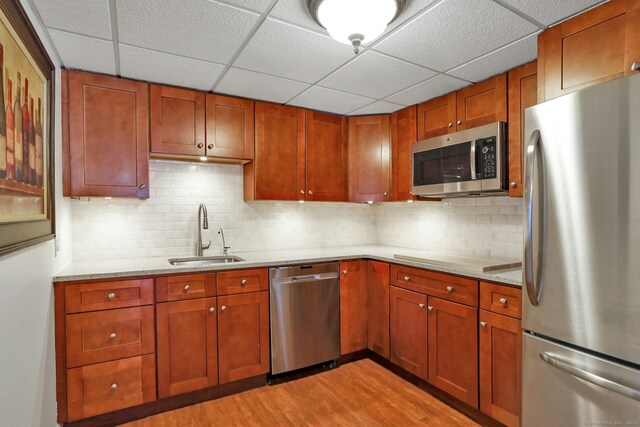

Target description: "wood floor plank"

left=121, top=359, right=479, bottom=426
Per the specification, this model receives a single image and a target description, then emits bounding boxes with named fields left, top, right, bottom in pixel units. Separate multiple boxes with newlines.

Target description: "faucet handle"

left=223, top=246, right=231, bottom=255
left=203, top=240, right=211, bottom=250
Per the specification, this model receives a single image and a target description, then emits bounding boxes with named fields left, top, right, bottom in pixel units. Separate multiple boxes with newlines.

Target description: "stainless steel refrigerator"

left=522, top=73, right=640, bottom=426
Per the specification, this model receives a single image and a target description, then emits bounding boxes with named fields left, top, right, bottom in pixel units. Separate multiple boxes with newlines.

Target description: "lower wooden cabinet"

left=340, top=260, right=368, bottom=355
left=390, top=286, right=428, bottom=379
left=479, top=310, right=522, bottom=427
left=218, top=291, right=270, bottom=384
left=156, top=297, right=218, bottom=398
left=427, top=297, right=478, bottom=408
left=367, top=261, right=390, bottom=358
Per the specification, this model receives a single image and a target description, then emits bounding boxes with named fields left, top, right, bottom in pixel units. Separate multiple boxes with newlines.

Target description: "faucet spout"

left=196, top=204, right=211, bottom=256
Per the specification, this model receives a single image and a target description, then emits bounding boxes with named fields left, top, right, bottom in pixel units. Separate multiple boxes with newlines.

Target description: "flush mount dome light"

left=307, top=0, right=405, bottom=54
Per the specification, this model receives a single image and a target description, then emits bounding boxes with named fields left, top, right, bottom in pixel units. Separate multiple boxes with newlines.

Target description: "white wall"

left=0, top=1, right=71, bottom=426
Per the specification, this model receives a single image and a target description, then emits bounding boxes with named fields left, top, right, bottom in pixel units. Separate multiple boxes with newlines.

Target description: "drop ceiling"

left=32, top=0, right=606, bottom=116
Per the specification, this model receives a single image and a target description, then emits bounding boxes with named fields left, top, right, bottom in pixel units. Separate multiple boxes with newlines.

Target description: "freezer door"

left=523, top=333, right=640, bottom=427
left=523, top=74, right=640, bottom=365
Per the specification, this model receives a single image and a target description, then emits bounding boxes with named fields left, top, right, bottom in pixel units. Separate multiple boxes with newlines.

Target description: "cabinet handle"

left=308, top=190, right=313, bottom=195
left=480, top=322, right=487, bottom=328
left=209, top=307, right=215, bottom=313
left=448, top=122, right=453, bottom=128
left=221, top=306, right=226, bottom=311
left=300, top=190, right=304, bottom=195
left=197, top=143, right=204, bottom=148
left=457, top=120, right=462, bottom=126
left=510, top=181, right=517, bottom=189
left=384, top=192, right=388, bottom=196
left=427, top=306, right=434, bottom=312
left=109, top=332, right=117, bottom=340
left=342, top=269, right=347, bottom=275
left=139, top=184, right=146, bottom=189
left=111, top=383, right=118, bottom=391
left=241, top=279, right=247, bottom=286
left=631, top=62, right=640, bottom=71
left=107, top=292, right=116, bottom=300
left=208, top=144, right=213, bottom=149
left=404, top=276, right=410, bottom=282
left=418, top=303, right=425, bottom=309
left=183, top=284, right=190, bottom=292
left=499, top=297, right=508, bottom=305
left=446, top=286, right=454, bottom=293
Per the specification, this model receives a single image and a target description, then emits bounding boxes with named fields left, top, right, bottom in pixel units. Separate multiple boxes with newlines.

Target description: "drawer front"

left=156, top=273, right=216, bottom=302
left=480, top=282, right=522, bottom=319
left=66, top=306, right=155, bottom=368
left=390, top=265, right=478, bottom=306
left=217, top=268, right=268, bottom=295
left=65, top=278, right=154, bottom=313
left=67, top=354, right=156, bottom=421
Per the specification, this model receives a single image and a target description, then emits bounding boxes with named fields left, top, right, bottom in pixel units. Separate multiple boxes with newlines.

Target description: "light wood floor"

left=122, top=359, right=478, bottom=426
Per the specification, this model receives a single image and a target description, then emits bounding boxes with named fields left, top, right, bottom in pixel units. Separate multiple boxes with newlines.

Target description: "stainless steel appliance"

left=412, top=121, right=507, bottom=197
left=269, top=262, right=340, bottom=375
left=522, top=74, right=640, bottom=426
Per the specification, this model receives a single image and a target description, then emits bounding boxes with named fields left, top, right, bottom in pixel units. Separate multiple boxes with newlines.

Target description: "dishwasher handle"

left=272, top=272, right=339, bottom=286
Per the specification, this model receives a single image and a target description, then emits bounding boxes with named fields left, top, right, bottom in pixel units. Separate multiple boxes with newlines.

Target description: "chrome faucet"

left=218, top=228, right=230, bottom=256
left=196, top=204, right=211, bottom=256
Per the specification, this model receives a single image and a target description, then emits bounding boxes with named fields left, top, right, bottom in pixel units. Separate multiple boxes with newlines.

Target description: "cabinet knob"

left=342, top=270, right=347, bottom=275
left=510, top=181, right=517, bottom=189
left=183, top=284, right=190, bottom=292
left=448, top=122, right=453, bottom=128
left=308, top=190, right=313, bottom=195
left=631, top=62, right=640, bottom=71
left=209, top=307, right=215, bottom=313
left=383, top=192, right=388, bottom=196
left=499, top=297, right=508, bottom=305
left=480, top=321, right=487, bottom=328
left=109, top=332, right=117, bottom=340
left=197, top=143, right=204, bottom=148
left=241, top=279, right=247, bottom=286
left=446, top=286, right=454, bottom=293
left=110, top=383, right=118, bottom=391
left=404, top=276, right=410, bottom=282
left=457, top=120, right=462, bottom=125
left=300, top=190, right=304, bottom=194
left=107, top=292, right=116, bottom=300
left=427, top=306, right=434, bottom=312
left=221, top=306, right=226, bottom=311
left=139, top=184, right=146, bottom=189
left=418, top=303, right=425, bottom=309
left=208, top=144, right=213, bottom=149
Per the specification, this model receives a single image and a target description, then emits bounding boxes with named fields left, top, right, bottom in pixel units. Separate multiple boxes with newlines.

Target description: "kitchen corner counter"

left=52, top=245, right=523, bottom=287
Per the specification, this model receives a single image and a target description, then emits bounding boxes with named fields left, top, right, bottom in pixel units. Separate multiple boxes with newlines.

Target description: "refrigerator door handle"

left=524, top=130, right=543, bottom=306
left=540, top=352, right=640, bottom=402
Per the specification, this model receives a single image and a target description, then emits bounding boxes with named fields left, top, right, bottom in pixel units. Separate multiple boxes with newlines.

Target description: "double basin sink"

left=168, top=255, right=245, bottom=266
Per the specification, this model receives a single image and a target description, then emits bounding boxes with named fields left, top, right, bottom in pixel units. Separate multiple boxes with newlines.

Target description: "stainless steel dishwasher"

left=270, top=262, right=340, bottom=375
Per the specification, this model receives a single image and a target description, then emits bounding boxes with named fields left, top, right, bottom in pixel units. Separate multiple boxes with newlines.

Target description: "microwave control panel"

left=477, top=137, right=497, bottom=179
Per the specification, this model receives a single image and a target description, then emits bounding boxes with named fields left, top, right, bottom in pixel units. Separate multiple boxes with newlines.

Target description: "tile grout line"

left=24, top=0, right=63, bottom=66
left=108, top=0, right=122, bottom=76
left=489, top=0, right=546, bottom=29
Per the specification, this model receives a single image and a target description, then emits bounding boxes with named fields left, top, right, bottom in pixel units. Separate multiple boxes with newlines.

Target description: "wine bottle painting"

left=0, top=7, right=48, bottom=223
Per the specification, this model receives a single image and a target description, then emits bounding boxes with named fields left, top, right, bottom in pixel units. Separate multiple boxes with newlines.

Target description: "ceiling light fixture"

left=307, top=0, right=405, bottom=54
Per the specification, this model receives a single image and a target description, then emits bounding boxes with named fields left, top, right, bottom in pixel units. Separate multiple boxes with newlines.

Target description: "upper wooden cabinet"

left=205, top=94, right=254, bottom=160
left=150, top=85, right=205, bottom=157
left=245, top=102, right=305, bottom=201
left=339, top=260, right=368, bottom=355
left=63, top=70, right=149, bottom=198
left=538, top=0, right=640, bottom=101
left=306, top=111, right=348, bottom=202
left=507, top=61, right=537, bottom=197
left=455, top=74, right=507, bottom=131
left=391, top=106, right=416, bottom=201
left=417, top=93, right=456, bottom=139
left=348, top=115, right=391, bottom=202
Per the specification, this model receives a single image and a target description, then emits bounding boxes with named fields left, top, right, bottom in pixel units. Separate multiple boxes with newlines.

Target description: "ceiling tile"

left=32, top=0, right=112, bottom=39
left=319, top=51, right=437, bottom=99
left=234, top=19, right=354, bottom=83
left=217, top=68, right=310, bottom=104
left=219, top=0, right=274, bottom=13
left=384, top=0, right=440, bottom=33
left=269, top=0, right=328, bottom=33
left=375, top=0, right=538, bottom=72
left=49, top=29, right=116, bottom=74
left=288, top=86, right=373, bottom=115
left=119, top=45, right=225, bottom=91
left=500, top=0, right=605, bottom=26
left=117, top=0, right=259, bottom=64
left=449, top=33, right=538, bottom=82
left=348, top=101, right=405, bottom=116
left=384, top=74, right=469, bottom=106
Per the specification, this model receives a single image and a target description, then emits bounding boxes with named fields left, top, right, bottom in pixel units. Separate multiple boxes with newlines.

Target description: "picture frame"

left=0, top=0, right=55, bottom=257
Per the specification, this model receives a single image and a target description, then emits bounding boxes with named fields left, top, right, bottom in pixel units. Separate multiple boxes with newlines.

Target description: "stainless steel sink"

left=168, top=255, right=245, bottom=266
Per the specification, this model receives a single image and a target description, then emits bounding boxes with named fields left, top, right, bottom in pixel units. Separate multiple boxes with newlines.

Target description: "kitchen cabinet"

left=507, top=61, right=537, bottom=197
left=348, top=115, right=391, bottom=202
left=306, top=111, right=348, bottom=201
left=63, top=70, right=149, bottom=198
left=455, top=74, right=507, bottom=131
left=340, top=260, right=368, bottom=354
left=367, top=260, right=390, bottom=358
left=156, top=273, right=216, bottom=302
left=427, top=296, right=478, bottom=408
left=156, top=297, right=218, bottom=398
left=205, top=94, right=254, bottom=160
left=245, top=102, right=305, bottom=201
left=391, top=106, right=416, bottom=201
left=390, top=286, right=428, bottom=379
left=537, top=0, right=640, bottom=101
left=150, top=85, right=205, bottom=156
left=417, top=93, right=456, bottom=139
left=217, top=291, right=270, bottom=384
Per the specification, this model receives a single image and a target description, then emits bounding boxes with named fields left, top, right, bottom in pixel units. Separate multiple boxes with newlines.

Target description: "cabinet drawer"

left=156, top=273, right=216, bottom=302
left=66, top=306, right=155, bottom=368
left=390, top=265, right=478, bottom=306
left=217, top=269, right=268, bottom=295
left=65, top=278, right=154, bottom=313
left=67, top=354, right=156, bottom=421
left=480, top=282, right=522, bottom=319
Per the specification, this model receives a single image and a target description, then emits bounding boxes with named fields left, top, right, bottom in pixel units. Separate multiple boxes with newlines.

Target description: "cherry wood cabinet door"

left=456, top=74, right=507, bottom=131
left=217, top=291, right=270, bottom=384
left=417, top=92, right=457, bottom=139
left=427, top=297, right=478, bottom=408
left=66, top=71, right=149, bottom=198
left=507, top=61, right=537, bottom=197
left=205, top=94, right=254, bottom=160
left=306, top=111, right=348, bottom=201
left=479, top=310, right=522, bottom=427
left=339, top=260, right=368, bottom=355
left=150, top=85, right=205, bottom=156
left=156, top=298, right=218, bottom=398
left=367, top=261, right=390, bottom=359
left=538, top=0, right=640, bottom=101
left=391, top=106, right=416, bottom=201
left=348, top=115, right=391, bottom=202
left=390, top=286, right=427, bottom=379
left=246, top=102, right=305, bottom=201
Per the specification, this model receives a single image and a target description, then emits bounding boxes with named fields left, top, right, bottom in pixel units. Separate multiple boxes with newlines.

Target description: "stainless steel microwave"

left=412, top=121, right=507, bottom=197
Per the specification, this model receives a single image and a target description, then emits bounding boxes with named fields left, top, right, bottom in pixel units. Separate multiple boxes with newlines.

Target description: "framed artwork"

left=0, top=0, right=54, bottom=257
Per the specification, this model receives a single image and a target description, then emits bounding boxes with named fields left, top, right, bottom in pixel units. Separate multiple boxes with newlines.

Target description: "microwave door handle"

left=470, top=141, right=477, bottom=180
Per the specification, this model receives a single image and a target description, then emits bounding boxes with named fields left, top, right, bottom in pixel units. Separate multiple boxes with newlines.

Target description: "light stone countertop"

left=53, top=245, right=523, bottom=287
